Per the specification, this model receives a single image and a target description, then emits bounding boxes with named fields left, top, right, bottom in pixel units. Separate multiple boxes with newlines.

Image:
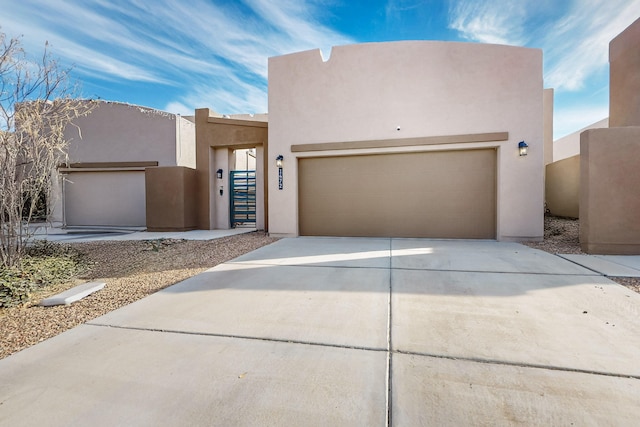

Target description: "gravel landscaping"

left=0, top=231, right=278, bottom=359
left=1, top=219, right=639, bottom=360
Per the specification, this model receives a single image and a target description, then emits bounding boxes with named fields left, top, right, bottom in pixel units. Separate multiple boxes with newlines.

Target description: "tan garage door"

left=64, top=171, right=146, bottom=227
left=298, top=149, right=496, bottom=238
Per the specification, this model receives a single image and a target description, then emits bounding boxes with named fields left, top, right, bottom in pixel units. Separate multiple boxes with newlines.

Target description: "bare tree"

left=0, top=32, right=95, bottom=267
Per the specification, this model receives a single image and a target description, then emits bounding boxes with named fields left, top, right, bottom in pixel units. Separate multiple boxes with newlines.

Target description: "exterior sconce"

left=518, top=141, right=528, bottom=156
left=216, top=169, right=223, bottom=179
left=276, top=155, right=284, bottom=168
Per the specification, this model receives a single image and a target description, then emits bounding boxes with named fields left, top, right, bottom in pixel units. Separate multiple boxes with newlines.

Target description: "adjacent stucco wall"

left=545, top=155, right=579, bottom=218
left=51, top=101, right=196, bottom=227
left=145, top=166, right=198, bottom=231
left=235, top=149, right=257, bottom=170
left=580, top=127, right=640, bottom=254
left=553, top=118, right=608, bottom=162
left=65, top=101, right=181, bottom=165
left=177, top=116, right=196, bottom=168
left=268, top=41, right=544, bottom=240
left=544, top=88, right=554, bottom=165
left=609, top=17, right=640, bottom=127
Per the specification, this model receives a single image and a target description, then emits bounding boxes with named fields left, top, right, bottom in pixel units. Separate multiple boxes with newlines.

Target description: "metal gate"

left=230, top=170, right=256, bottom=228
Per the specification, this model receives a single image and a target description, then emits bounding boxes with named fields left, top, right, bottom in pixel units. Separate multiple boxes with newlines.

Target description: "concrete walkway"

left=1, top=238, right=639, bottom=426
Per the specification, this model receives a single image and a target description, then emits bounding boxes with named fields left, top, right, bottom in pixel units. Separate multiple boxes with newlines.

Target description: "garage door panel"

left=298, top=149, right=496, bottom=238
left=64, top=171, right=146, bottom=227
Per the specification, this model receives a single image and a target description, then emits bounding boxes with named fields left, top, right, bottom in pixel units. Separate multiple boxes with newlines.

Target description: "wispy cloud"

left=447, top=0, right=640, bottom=92
left=447, top=0, right=535, bottom=45
left=1, top=0, right=354, bottom=114
left=543, top=0, right=640, bottom=91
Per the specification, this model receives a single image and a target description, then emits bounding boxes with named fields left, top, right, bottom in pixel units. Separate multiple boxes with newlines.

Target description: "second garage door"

left=298, top=149, right=496, bottom=238
left=64, top=171, right=146, bottom=227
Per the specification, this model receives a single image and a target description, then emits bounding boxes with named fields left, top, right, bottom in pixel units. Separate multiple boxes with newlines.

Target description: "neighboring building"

left=50, top=101, right=195, bottom=227
left=545, top=118, right=608, bottom=219
left=553, top=118, right=608, bottom=162
left=579, top=17, right=640, bottom=254
left=268, top=41, right=546, bottom=241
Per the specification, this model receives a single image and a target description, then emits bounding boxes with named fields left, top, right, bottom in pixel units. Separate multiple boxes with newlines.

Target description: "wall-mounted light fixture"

left=518, top=141, right=528, bottom=156
left=276, top=155, right=284, bottom=168
left=216, top=168, right=223, bottom=179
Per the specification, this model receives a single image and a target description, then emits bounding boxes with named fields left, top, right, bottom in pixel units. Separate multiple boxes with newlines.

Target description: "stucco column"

left=543, top=88, right=554, bottom=165
left=255, top=146, right=265, bottom=230
left=212, top=147, right=232, bottom=229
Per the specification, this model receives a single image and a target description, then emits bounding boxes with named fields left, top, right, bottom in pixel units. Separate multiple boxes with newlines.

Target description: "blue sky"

left=1, top=0, right=639, bottom=139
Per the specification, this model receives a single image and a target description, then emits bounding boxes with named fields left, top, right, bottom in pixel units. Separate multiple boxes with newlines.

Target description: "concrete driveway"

left=1, top=238, right=639, bottom=426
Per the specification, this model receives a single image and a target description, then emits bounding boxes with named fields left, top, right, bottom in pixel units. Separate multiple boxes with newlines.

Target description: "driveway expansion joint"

left=86, top=322, right=388, bottom=353
left=391, top=266, right=601, bottom=276
left=394, top=349, right=640, bottom=380
left=554, top=254, right=606, bottom=275
left=386, top=238, right=393, bottom=427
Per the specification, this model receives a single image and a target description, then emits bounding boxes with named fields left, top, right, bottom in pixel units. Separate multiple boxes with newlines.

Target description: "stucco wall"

left=610, top=17, right=640, bottom=127
left=65, top=101, right=182, bottom=166
left=545, top=155, right=579, bottom=218
left=553, top=118, right=608, bottom=162
left=580, top=127, right=640, bottom=254
left=544, top=88, right=554, bottom=165
left=52, top=101, right=195, bottom=227
left=177, top=116, right=196, bottom=168
left=268, top=41, right=544, bottom=240
left=145, top=166, right=198, bottom=231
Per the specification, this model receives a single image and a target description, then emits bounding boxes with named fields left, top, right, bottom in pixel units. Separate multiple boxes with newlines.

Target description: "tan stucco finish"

left=543, top=88, right=554, bottom=165
left=545, top=155, right=579, bottom=219
left=580, top=127, right=640, bottom=254
left=145, top=167, right=198, bottom=232
left=195, top=109, right=268, bottom=230
left=291, top=132, right=508, bottom=153
left=553, top=118, right=608, bottom=162
left=298, top=149, right=496, bottom=238
left=53, top=101, right=195, bottom=227
left=609, top=18, right=640, bottom=127
left=269, top=41, right=544, bottom=240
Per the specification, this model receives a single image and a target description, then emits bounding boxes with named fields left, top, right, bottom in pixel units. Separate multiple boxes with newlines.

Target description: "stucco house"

left=44, top=21, right=639, bottom=251
left=267, top=41, right=546, bottom=241
left=53, top=41, right=551, bottom=242
left=51, top=101, right=195, bottom=228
